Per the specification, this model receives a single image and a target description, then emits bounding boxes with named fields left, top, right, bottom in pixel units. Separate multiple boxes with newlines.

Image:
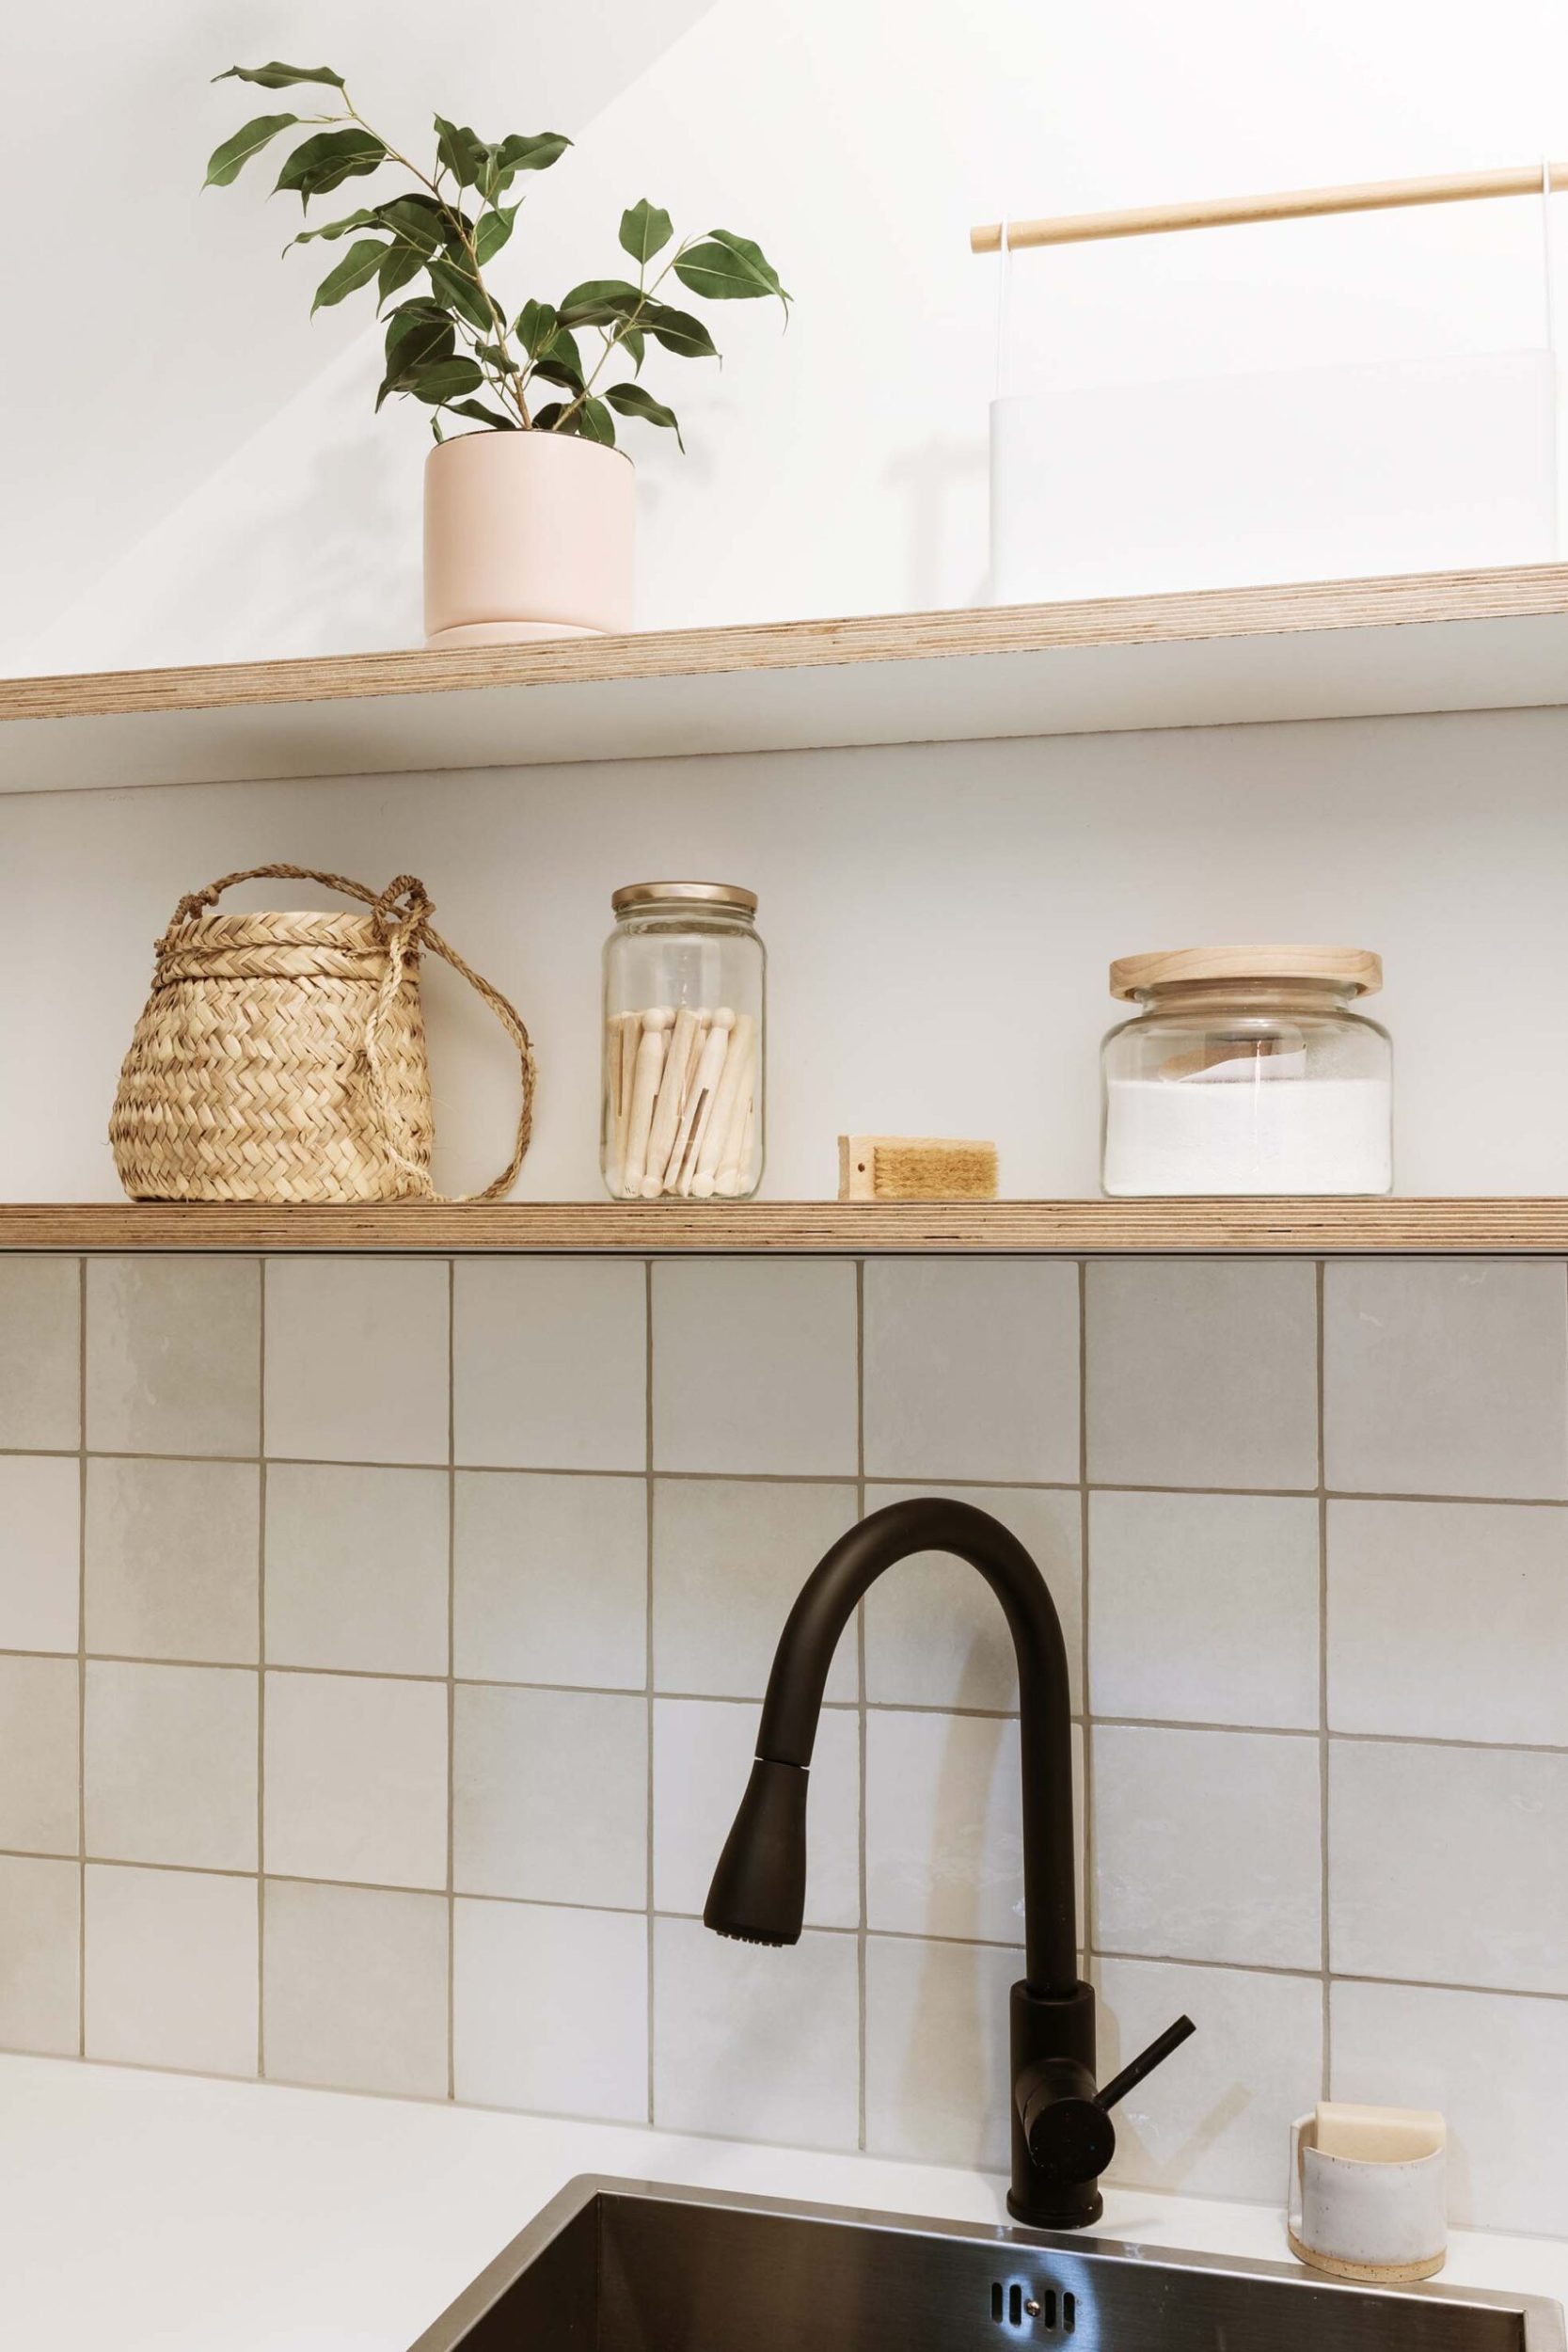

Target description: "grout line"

left=75, top=1257, right=87, bottom=2058
left=1077, top=1260, right=1094, bottom=1979
left=644, top=1260, right=657, bottom=2128
left=855, top=1257, right=868, bottom=2153
left=446, top=1258, right=456, bottom=2104
left=256, top=1258, right=267, bottom=2081
left=1315, top=1259, right=1332, bottom=2100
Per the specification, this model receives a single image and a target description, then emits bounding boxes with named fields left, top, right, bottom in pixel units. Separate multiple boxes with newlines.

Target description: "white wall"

left=6, top=701, right=1568, bottom=1204
left=12, top=0, right=1568, bottom=670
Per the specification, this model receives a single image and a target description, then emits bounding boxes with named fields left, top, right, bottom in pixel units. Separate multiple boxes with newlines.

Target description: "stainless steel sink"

left=408, top=2174, right=1566, bottom=2349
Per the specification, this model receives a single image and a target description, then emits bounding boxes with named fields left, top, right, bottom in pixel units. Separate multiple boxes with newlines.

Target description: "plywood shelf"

left=3, top=1199, right=1567, bottom=1254
left=7, top=564, right=1568, bottom=793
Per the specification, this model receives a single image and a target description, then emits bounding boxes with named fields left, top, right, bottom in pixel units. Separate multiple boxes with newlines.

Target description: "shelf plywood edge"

left=5, top=563, right=1568, bottom=792
left=4, top=1199, right=1568, bottom=1254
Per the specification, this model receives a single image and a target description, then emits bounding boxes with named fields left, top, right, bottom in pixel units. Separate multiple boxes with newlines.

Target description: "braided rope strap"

left=165, top=866, right=535, bottom=1203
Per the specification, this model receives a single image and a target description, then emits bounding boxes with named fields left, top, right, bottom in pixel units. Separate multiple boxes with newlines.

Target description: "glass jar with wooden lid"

left=603, top=882, right=765, bottom=1200
left=1101, top=945, right=1391, bottom=1198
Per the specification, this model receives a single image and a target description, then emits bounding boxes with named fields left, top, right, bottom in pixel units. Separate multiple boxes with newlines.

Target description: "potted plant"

left=207, top=61, right=788, bottom=644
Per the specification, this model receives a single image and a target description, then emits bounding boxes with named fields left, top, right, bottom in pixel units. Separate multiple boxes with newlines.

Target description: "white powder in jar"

left=1103, top=1073, right=1392, bottom=1196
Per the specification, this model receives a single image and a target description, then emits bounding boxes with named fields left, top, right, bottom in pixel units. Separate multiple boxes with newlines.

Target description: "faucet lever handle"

left=1096, top=2013, right=1196, bottom=2115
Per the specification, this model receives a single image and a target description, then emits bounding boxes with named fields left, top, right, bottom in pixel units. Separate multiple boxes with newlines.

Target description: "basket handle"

left=165, top=866, right=536, bottom=1203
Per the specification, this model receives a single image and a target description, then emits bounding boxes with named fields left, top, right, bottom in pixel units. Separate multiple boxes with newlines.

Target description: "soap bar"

left=1315, top=2103, right=1446, bottom=2163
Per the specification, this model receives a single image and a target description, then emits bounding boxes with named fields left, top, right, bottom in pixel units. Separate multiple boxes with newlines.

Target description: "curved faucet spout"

left=706, top=1494, right=1078, bottom=1995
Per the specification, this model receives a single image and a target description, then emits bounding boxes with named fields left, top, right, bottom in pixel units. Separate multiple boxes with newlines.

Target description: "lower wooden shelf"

left=2, top=1198, right=1567, bottom=1253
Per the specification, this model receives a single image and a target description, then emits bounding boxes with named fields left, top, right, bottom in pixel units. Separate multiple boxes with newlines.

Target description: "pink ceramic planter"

left=423, top=428, right=635, bottom=645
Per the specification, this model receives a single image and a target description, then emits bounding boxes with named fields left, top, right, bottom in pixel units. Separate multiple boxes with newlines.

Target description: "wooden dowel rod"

left=971, top=161, right=1568, bottom=255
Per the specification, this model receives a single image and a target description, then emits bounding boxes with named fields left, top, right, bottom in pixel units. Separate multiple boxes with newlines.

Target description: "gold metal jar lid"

left=611, top=880, right=758, bottom=914
left=1109, top=945, right=1383, bottom=1001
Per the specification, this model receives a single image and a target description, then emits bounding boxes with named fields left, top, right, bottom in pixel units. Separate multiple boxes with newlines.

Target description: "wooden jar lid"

left=1109, top=945, right=1383, bottom=1001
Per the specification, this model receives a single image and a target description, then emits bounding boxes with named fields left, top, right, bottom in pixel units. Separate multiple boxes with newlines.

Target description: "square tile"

left=652, top=1261, right=857, bottom=1475
left=454, top=1899, right=647, bottom=2122
left=1331, top=1740, right=1568, bottom=1995
left=454, top=1260, right=646, bottom=1471
left=87, top=1258, right=259, bottom=1456
left=653, top=1478, right=858, bottom=1701
left=0, top=1855, right=80, bottom=2055
left=0, top=1654, right=79, bottom=1854
left=863, top=1260, right=1080, bottom=1483
left=85, top=1661, right=256, bottom=1870
left=1088, top=1490, right=1320, bottom=1729
left=1323, top=1261, right=1568, bottom=1499
left=654, top=1697, right=860, bottom=1927
left=653, top=1914, right=859, bottom=2149
left=0, top=1454, right=80, bottom=1651
left=863, top=1485, right=1083, bottom=1713
left=1097, top=1955, right=1323, bottom=2201
left=266, top=1463, right=448, bottom=1677
left=1092, top=1724, right=1321, bottom=1969
left=1332, top=1979, right=1568, bottom=2233
left=1085, top=1261, right=1318, bottom=1490
left=455, top=1470, right=645, bottom=1689
left=1328, top=1499, right=1568, bottom=1745
left=453, top=1684, right=645, bottom=1906
left=263, top=1878, right=447, bottom=2098
left=864, top=1933, right=1022, bottom=2171
left=85, top=1864, right=257, bottom=2077
left=0, top=1257, right=80, bottom=1451
left=86, top=1456, right=258, bottom=1664
left=865, top=1709, right=1084, bottom=1947
left=265, top=1259, right=449, bottom=1466
left=264, top=1672, right=447, bottom=1890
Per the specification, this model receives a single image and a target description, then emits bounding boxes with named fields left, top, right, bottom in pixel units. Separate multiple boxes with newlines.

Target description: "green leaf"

left=406, top=357, right=485, bottom=405
left=604, top=380, right=684, bottom=450
left=531, top=400, right=570, bottom=431
left=378, top=304, right=454, bottom=407
left=445, top=399, right=516, bottom=429
left=376, top=241, right=424, bottom=301
left=375, top=194, right=458, bottom=257
left=493, top=131, right=570, bottom=179
left=575, top=397, right=616, bottom=446
left=641, top=302, right=718, bottom=358
left=434, top=115, right=486, bottom=188
left=432, top=415, right=446, bottom=442
left=428, top=254, right=495, bottom=335
left=515, top=299, right=557, bottom=358
left=275, top=126, right=386, bottom=206
left=474, top=202, right=519, bottom=264
left=310, top=237, right=388, bottom=312
left=203, top=112, right=299, bottom=188
left=530, top=356, right=585, bottom=393
left=476, top=340, right=521, bottom=374
left=557, top=278, right=641, bottom=328
left=287, top=206, right=380, bottom=246
left=619, top=199, right=673, bottom=266
left=619, top=326, right=645, bottom=371
left=673, top=229, right=788, bottom=304
left=214, top=61, right=345, bottom=89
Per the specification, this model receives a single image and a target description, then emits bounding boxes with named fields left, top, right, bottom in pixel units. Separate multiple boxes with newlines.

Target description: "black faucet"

left=704, top=1495, right=1195, bottom=2229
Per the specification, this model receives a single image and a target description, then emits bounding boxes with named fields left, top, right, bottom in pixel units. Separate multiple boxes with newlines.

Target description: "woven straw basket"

left=110, top=866, right=535, bottom=1204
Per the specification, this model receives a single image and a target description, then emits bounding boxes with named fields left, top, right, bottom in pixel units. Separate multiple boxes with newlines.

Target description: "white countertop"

left=3, top=2055, right=1563, bottom=2349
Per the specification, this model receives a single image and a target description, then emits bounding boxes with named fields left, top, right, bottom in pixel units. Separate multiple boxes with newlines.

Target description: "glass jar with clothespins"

left=602, top=882, right=765, bottom=1201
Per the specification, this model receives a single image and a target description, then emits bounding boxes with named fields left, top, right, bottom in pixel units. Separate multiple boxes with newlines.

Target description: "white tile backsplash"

left=265, top=1259, right=449, bottom=1467
left=453, top=1683, right=646, bottom=1906
left=0, top=1454, right=80, bottom=1652
left=863, top=1259, right=1080, bottom=1483
left=264, top=1671, right=448, bottom=1890
left=454, top=1899, right=648, bottom=2122
left=84, top=1863, right=258, bottom=2077
left=7, top=1246, right=1568, bottom=2220
left=1093, top=1724, right=1322, bottom=1970
left=652, top=1476, right=859, bottom=1700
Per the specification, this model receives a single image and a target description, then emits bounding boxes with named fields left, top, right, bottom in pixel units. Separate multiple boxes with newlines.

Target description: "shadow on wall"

left=20, top=339, right=427, bottom=675
left=882, top=436, right=990, bottom=612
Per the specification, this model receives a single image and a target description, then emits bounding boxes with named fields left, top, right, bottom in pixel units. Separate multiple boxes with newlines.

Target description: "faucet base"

left=1006, top=2183, right=1105, bottom=2231
left=1009, top=1978, right=1105, bottom=2230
